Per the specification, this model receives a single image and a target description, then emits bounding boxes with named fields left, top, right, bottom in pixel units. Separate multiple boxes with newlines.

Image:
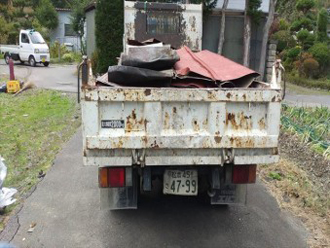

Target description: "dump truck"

left=79, top=50, right=283, bottom=210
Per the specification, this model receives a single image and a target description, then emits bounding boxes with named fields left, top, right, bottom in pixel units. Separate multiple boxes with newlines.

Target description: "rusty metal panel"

left=82, top=79, right=282, bottom=167
left=124, top=1, right=202, bottom=50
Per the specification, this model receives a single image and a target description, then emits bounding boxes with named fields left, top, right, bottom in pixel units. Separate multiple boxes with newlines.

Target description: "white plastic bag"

left=0, top=156, right=17, bottom=208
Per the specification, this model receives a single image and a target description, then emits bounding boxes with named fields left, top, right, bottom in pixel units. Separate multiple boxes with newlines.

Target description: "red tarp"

left=175, top=46, right=259, bottom=82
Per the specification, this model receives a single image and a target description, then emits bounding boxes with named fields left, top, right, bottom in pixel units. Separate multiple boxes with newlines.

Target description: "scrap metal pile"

left=97, top=39, right=269, bottom=88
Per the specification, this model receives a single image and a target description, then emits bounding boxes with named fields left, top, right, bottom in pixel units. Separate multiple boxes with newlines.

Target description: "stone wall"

left=265, top=40, right=277, bottom=82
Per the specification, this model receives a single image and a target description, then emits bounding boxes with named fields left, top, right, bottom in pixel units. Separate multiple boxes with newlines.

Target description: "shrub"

left=287, top=47, right=301, bottom=59
left=316, top=8, right=328, bottom=42
left=290, top=18, right=313, bottom=31
left=95, top=0, right=124, bottom=73
left=309, top=43, right=330, bottom=69
left=272, top=30, right=296, bottom=52
left=279, top=18, right=290, bottom=31
left=50, top=41, right=68, bottom=59
left=296, top=0, right=315, bottom=14
left=297, top=29, right=310, bottom=42
left=302, top=58, right=319, bottom=78
left=286, top=74, right=330, bottom=90
left=62, top=53, right=74, bottom=63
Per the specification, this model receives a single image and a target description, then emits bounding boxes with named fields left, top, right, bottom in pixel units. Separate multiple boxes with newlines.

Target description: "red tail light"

left=99, top=167, right=125, bottom=188
left=232, top=165, right=257, bottom=184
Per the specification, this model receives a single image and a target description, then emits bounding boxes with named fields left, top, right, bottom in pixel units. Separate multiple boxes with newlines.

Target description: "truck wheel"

left=43, top=62, right=49, bottom=67
left=29, top=56, right=36, bottom=67
left=4, top=54, right=10, bottom=64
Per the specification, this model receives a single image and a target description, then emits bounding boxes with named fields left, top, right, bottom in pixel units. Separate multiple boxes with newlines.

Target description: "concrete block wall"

left=265, top=41, right=277, bottom=82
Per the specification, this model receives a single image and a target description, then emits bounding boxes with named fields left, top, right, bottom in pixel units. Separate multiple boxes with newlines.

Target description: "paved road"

left=284, top=94, right=330, bottom=107
left=0, top=60, right=78, bottom=92
left=1, top=131, right=308, bottom=248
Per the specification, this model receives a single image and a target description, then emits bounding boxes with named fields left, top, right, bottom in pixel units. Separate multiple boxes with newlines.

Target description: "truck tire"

left=43, top=62, right=49, bottom=67
left=4, top=53, right=10, bottom=64
left=29, top=56, right=36, bottom=67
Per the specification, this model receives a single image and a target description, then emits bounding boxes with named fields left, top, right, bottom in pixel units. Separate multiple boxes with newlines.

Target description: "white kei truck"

left=0, top=29, right=50, bottom=67
left=79, top=58, right=283, bottom=210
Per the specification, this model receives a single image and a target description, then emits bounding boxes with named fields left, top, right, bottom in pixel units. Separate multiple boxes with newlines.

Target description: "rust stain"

left=144, top=89, right=151, bottom=96
left=226, top=112, right=252, bottom=130
left=214, top=136, right=222, bottom=144
left=258, top=117, right=266, bottom=130
left=226, top=92, right=231, bottom=99
left=150, top=140, right=159, bottom=149
left=192, top=119, right=200, bottom=132
left=164, top=112, right=170, bottom=129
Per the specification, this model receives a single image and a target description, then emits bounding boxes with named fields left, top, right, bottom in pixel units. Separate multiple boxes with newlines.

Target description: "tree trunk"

left=243, top=0, right=251, bottom=67
left=258, top=0, right=277, bottom=79
left=217, top=0, right=229, bottom=54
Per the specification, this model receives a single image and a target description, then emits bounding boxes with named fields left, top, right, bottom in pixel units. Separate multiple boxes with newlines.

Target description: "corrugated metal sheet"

left=175, top=46, right=259, bottom=81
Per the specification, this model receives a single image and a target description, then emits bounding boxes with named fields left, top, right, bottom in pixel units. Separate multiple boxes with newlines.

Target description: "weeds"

left=281, top=104, right=330, bottom=158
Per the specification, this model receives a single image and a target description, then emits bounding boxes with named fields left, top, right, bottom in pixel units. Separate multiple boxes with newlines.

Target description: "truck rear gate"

left=82, top=85, right=281, bottom=209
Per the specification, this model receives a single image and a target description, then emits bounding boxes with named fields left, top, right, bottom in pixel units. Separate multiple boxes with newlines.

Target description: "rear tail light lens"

left=99, top=167, right=125, bottom=188
left=232, top=165, right=257, bottom=184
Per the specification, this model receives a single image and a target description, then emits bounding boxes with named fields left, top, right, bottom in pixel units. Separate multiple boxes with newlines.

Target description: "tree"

left=296, top=0, right=315, bottom=14
left=258, top=0, right=277, bottom=78
left=316, top=8, right=328, bottom=42
left=69, top=0, right=89, bottom=54
left=95, top=0, right=124, bottom=73
left=217, top=0, right=229, bottom=54
left=243, top=0, right=262, bottom=66
left=35, top=0, right=58, bottom=30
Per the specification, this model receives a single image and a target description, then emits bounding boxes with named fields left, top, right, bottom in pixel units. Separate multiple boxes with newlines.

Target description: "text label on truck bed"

left=101, top=120, right=125, bottom=129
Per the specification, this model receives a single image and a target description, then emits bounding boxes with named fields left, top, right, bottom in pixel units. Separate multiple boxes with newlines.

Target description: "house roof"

left=85, top=2, right=96, bottom=13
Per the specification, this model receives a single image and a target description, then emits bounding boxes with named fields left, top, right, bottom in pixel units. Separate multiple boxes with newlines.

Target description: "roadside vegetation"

left=0, top=89, right=81, bottom=228
left=281, top=104, right=329, bottom=158
left=49, top=41, right=82, bottom=64
left=272, top=0, right=329, bottom=89
left=260, top=104, right=330, bottom=247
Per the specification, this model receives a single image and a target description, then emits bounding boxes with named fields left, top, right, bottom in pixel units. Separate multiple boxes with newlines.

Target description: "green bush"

left=62, top=53, right=74, bottom=63
left=287, top=47, right=301, bottom=59
left=286, top=74, right=330, bottom=90
left=272, top=30, right=296, bottom=52
left=50, top=41, right=68, bottom=59
left=309, top=43, right=330, bottom=69
left=302, top=58, right=319, bottom=78
left=279, top=18, right=290, bottom=30
left=95, top=0, right=124, bottom=73
left=290, top=18, right=313, bottom=31
left=296, top=0, right=316, bottom=13
left=316, top=8, right=328, bottom=42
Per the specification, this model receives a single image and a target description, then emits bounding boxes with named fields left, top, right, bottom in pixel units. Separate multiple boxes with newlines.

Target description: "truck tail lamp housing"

left=99, top=167, right=126, bottom=188
left=232, top=165, right=257, bottom=184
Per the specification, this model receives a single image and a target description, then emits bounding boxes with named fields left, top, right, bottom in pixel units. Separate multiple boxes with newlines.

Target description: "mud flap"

left=210, top=164, right=247, bottom=205
left=99, top=170, right=138, bottom=210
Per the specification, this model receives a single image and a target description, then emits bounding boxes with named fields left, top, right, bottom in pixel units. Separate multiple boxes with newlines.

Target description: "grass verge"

left=0, top=89, right=81, bottom=228
left=286, top=74, right=330, bottom=91
left=259, top=157, right=330, bottom=248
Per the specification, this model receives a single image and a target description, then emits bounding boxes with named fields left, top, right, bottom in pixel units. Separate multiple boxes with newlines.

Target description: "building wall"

left=202, top=14, right=265, bottom=72
left=50, top=11, right=81, bottom=52
left=216, top=0, right=270, bottom=13
left=86, top=9, right=96, bottom=58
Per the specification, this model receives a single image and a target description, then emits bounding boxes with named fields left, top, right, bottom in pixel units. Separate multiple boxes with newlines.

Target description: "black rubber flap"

left=108, top=65, right=173, bottom=87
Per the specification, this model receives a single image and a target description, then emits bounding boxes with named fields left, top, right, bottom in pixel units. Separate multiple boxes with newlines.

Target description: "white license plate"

left=163, top=170, right=198, bottom=196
